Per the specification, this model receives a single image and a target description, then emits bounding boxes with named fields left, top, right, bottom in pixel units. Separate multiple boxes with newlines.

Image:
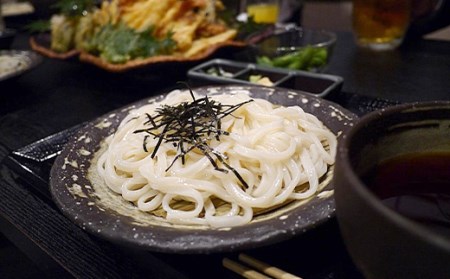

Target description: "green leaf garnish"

left=218, top=9, right=270, bottom=41
left=24, top=20, right=51, bottom=33
left=51, top=0, right=96, bottom=17
left=85, top=23, right=176, bottom=64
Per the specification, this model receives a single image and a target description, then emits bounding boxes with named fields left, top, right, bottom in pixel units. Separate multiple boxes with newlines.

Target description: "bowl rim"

left=249, top=25, right=337, bottom=49
left=274, top=25, right=337, bottom=48
left=337, top=100, right=450, bottom=251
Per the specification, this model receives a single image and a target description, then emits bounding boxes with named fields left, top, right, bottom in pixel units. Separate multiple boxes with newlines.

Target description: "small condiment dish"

left=249, top=25, right=336, bottom=72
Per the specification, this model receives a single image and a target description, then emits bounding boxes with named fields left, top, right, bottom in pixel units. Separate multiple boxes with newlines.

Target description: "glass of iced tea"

left=246, top=0, right=280, bottom=24
left=353, top=0, right=411, bottom=50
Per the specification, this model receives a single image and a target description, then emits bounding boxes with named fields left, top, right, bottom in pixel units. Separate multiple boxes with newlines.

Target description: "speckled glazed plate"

left=50, top=85, right=357, bottom=253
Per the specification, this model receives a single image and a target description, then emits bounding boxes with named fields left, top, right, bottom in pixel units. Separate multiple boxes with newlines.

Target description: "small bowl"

left=0, top=28, right=17, bottom=49
left=249, top=25, right=336, bottom=72
left=334, top=101, right=450, bottom=279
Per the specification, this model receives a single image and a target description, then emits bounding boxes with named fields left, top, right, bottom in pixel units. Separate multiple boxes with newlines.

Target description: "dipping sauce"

left=363, top=152, right=450, bottom=239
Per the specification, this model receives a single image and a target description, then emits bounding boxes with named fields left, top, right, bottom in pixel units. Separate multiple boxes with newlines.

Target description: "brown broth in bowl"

left=363, top=151, right=450, bottom=239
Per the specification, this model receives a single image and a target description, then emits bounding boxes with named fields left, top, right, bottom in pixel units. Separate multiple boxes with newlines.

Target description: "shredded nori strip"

left=133, top=90, right=253, bottom=188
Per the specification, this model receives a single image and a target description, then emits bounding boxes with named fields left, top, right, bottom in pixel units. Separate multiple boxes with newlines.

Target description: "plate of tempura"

left=29, top=0, right=266, bottom=73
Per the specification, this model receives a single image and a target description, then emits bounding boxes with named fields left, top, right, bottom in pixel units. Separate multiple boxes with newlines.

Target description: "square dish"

left=187, top=59, right=343, bottom=97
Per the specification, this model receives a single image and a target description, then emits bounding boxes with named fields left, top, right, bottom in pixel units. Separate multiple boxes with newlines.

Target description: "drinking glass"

left=352, top=0, right=411, bottom=51
left=246, top=0, right=280, bottom=24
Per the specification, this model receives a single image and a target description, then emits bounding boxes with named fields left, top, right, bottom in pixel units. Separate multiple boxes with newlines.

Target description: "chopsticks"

left=223, top=253, right=302, bottom=279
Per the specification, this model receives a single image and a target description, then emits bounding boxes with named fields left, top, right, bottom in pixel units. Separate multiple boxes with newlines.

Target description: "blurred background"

left=1, top=0, right=449, bottom=278
left=3, top=0, right=450, bottom=39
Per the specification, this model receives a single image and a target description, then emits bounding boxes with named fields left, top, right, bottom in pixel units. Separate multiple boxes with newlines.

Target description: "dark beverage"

left=353, top=0, right=411, bottom=50
left=363, top=152, right=450, bottom=239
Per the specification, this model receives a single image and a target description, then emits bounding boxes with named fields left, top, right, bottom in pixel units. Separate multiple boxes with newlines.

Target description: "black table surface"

left=0, top=29, right=449, bottom=278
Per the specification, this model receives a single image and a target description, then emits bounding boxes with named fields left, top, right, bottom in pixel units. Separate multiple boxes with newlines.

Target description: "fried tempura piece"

left=196, top=21, right=228, bottom=37
left=155, top=0, right=205, bottom=51
left=121, top=0, right=177, bottom=32
left=120, top=0, right=236, bottom=55
left=183, top=29, right=237, bottom=57
left=95, top=0, right=121, bottom=26
left=50, top=15, right=77, bottom=52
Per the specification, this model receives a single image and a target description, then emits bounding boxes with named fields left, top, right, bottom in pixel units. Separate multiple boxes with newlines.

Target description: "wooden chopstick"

left=223, top=253, right=302, bottom=279
left=238, top=254, right=303, bottom=279
left=223, top=257, right=271, bottom=279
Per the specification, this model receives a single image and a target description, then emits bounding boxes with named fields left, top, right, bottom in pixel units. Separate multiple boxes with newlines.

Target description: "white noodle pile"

left=96, top=89, right=337, bottom=227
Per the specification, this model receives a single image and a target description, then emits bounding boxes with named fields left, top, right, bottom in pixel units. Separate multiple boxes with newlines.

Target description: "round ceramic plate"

left=50, top=85, right=357, bottom=253
left=0, top=50, right=42, bottom=82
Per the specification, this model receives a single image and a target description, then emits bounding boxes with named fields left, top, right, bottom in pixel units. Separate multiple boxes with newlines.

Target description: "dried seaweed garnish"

left=134, top=91, right=253, bottom=188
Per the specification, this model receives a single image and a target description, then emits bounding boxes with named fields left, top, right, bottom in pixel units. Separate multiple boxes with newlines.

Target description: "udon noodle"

left=96, top=89, right=337, bottom=228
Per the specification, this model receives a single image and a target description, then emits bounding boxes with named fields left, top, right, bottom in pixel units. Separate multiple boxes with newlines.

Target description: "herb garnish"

left=218, top=9, right=270, bottom=41
left=52, top=0, right=96, bottom=17
left=85, top=23, right=176, bottom=64
left=25, top=20, right=51, bottom=33
left=134, top=90, right=253, bottom=188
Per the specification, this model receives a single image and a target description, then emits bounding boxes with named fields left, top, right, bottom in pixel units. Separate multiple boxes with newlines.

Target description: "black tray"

left=188, top=59, right=344, bottom=98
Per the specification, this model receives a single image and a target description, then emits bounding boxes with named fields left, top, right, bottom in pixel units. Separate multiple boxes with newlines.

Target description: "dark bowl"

left=0, top=28, right=17, bottom=49
left=248, top=25, right=337, bottom=72
left=334, top=101, right=450, bottom=279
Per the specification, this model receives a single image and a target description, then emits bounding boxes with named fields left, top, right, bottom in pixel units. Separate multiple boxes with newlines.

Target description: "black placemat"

left=328, top=90, right=401, bottom=117
left=4, top=123, right=86, bottom=201
left=2, top=91, right=399, bottom=278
